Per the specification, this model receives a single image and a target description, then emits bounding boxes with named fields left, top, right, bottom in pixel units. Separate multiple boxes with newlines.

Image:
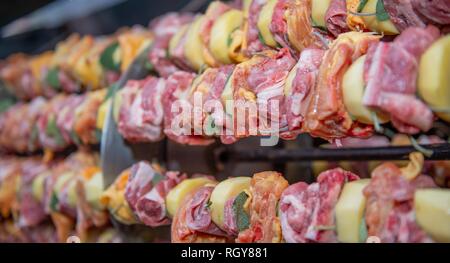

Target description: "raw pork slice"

left=279, top=168, right=359, bottom=243
left=363, top=162, right=436, bottom=243
left=305, top=32, right=379, bottom=141
left=363, top=26, right=440, bottom=133
left=325, top=0, right=350, bottom=37
left=124, top=161, right=186, bottom=227
left=282, top=48, right=325, bottom=140
left=148, top=12, right=193, bottom=77
left=118, top=77, right=166, bottom=142
left=162, top=71, right=215, bottom=145
left=185, top=186, right=228, bottom=236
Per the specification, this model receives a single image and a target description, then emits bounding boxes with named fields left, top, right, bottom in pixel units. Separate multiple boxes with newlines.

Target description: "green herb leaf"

left=46, top=68, right=60, bottom=90
left=70, top=130, right=81, bottom=146
left=50, top=192, right=59, bottom=212
left=357, top=0, right=369, bottom=12
left=0, top=99, right=14, bottom=113
left=227, top=27, right=240, bottom=47
left=100, top=42, right=121, bottom=71
left=227, top=34, right=233, bottom=47
left=151, top=172, right=165, bottom=185
left=258, top=31, right=267, bottom=46
left=232, top=191, right=250, bottom=232
left=310, top=16, right=328, bottom=32
left=145, top=61, right=154, bottom=72
left=376, top=0, right=389, bottom=21
left=206, top=200, right=212, bottom=210
left=359, top=216, right=368, bottom=243
left=46, top=116, right=64, bottom=146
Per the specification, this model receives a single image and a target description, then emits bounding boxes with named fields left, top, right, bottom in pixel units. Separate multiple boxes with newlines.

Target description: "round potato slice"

left=311, top=0, right=331, bottom=28
left=335, top=179, right=371, bottom=243
left=418, top=35, right=450, bottom=123
left=414, top=189, right=450, bottom=242
left=342, top=55, right=389, bottom=124
left=360, top=0, right=399, bottom=35
left=184, top=16, right=208, bottom=71
left=169, top=24, right=189, bottom=57
left=165, top=177, right=216, bottom=218
left=209, top=177, right=251, bottom=229
left=210, top=9, right=244, bottom=64
left=257, top=0, right=278, bottom=48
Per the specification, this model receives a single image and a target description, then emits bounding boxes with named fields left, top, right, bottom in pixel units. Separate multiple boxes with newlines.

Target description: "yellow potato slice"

left=414, top=189, right=450, bottom=242
left=257, top=0, right=278, bottom=48
left=210, top=9, right=244, bottom=64
left=311, top=0, right=332, bottom=28
left=418, top=35, right=450, bottom=123
left=169, top=24, right=189, bottom=56
left=243, top=0, right=252, bottom=13
left=184, top=16, right=208, bottom=71
left=32, top=172, right=48, bottom=202
left=335, top=179, right=371, bottom=243
left=166, top=177, right=216, bottom=218
left=113, top=92, right=122, bottom=124
left=209, top=177, right=251, bottom=229
left=84, top=171, right=105, bottom=210
left=96, top=98, right=111, bottom=130
left=361, top=0, right=399, bottom=35
left=100, top=170, right=138, bottom=225
left=54, top=172, right=74, bottom=194
left=343, top=55, right=389, bottom=124
left=66, top=179, right=78, bottom=208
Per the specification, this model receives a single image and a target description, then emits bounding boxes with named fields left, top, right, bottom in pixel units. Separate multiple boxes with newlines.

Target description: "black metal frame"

left=223, top=143, right=450, bottom=162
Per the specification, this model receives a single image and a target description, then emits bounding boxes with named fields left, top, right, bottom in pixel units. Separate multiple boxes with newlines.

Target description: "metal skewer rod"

left=224, top=143, right=450, bottom=162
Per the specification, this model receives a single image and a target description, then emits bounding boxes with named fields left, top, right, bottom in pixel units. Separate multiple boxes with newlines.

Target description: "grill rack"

left=219, top=143, right=450, bottom=162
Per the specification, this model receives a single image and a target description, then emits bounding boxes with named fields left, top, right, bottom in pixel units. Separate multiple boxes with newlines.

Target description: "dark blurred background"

left=0, top=0, right=211, bottom=58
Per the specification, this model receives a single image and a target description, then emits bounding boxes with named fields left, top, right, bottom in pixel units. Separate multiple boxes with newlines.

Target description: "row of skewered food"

left=2, top=0, right=449, bottom=147
left=0, top=89, right=105, bottom=153
left=2, top=24, right=449, bottom=152
left=101, top=152, right=450, bottom=243
left=1, top=147, right=449, bottom=243
left=0, top=26, right=152, bottom=100
left=0, top=150, right=118, bottom=242
left=116, top=25, right=450, bottom=145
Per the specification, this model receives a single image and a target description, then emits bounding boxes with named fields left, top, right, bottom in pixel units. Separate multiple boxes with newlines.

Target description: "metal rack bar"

left=225, top=143, right=450, bottom=162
